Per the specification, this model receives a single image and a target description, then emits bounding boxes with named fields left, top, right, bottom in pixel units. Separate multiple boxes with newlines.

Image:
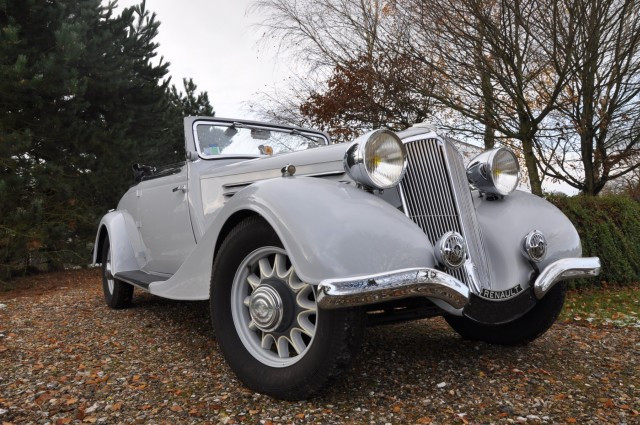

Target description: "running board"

left=114, top=270, right=170, bottom=290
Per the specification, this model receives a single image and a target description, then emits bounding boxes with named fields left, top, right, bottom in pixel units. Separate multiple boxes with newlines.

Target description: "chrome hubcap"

left=231, top=247, right=318, bottom=368
left=249, top=286, right=283, bottom=332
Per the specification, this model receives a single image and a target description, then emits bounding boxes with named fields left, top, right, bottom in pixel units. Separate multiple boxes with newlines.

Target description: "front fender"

left=474, top=190, right=582, bottom=292
left=149, top=177, right=435, bottom=300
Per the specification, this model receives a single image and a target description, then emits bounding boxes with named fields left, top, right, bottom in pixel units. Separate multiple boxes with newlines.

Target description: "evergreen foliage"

left=0, top=0, right=213, bottom=280
left=548, top=195, right=640, bottom=286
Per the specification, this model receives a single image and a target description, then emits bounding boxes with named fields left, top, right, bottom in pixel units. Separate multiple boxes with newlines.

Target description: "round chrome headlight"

left=466, top=147, right=520, bottom=197
left=344, top=129, right=407, bottom=189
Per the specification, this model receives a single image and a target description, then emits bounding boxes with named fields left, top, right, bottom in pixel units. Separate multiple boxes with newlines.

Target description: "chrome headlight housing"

left=344, top=129, right=407, bottom=189
left=466, top=147, right=520, bottom=197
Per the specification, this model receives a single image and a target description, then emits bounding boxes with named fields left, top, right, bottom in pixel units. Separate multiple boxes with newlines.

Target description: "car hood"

left=198, top=142, right=350, bottom=182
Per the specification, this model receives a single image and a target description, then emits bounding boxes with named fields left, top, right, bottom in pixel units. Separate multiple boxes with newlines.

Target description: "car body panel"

left=148, top=177, right=437, bottom=300
left=93, top=210, right=143, bottom=274
left=473, top=190, right=582, bottom=294
left=135, top=164, right=195, bottom=273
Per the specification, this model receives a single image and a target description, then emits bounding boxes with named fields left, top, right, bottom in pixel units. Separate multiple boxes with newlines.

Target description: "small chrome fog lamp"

left=522, top=230, right=547, bottom=263
left=466, top=147, right=520, bottom=198
left=344, top=129, right=407, bottom=189
left=435, top=231, right=467, bottom=269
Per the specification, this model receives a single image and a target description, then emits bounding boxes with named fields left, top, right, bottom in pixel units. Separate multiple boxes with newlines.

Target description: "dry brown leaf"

left=170, top=404, right=183, bottom=412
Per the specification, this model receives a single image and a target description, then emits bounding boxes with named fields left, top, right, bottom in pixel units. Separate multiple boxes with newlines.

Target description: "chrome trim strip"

left=316, top=268, right=470, bottom=310
left=534, top=257, right=601, bottom=299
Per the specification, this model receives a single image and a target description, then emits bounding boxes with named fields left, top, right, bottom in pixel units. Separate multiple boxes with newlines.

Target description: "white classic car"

left=94, top=117, right=600, bottom=399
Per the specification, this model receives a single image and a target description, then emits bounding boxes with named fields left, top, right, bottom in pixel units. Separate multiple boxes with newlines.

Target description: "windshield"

left=194, top=122, right=327, bottom=158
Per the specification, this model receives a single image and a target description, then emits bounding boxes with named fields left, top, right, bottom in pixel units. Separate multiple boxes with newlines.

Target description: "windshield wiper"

left=290, top=129, right=320, bottom=147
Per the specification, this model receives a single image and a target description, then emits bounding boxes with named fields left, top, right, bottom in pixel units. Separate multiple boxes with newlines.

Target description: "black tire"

left=101, top=237, right=134, bottom=309
left=210, top=216, right=364, bottom=400
left=445, top=283, right=567, bottom=346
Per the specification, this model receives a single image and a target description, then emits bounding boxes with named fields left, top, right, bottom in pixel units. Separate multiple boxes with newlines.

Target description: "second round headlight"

left=344, top=129, right=407, bottom=189
left=466, top=147, right=520, bottom=197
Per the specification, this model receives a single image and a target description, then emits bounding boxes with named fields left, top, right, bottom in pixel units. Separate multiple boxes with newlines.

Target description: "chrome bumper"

left=316, top=257, right=601, bottom=311
left=316, top=268, right=470, bottom=310
left=533, top=257, right=601, bottom=299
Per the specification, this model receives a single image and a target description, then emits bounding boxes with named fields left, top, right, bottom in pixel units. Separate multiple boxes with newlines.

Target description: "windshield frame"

left=192, top=118, right=332, bottom=160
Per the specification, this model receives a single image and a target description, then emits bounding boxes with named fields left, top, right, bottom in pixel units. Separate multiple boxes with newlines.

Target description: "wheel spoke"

left=261, top=333, right=275, bottom=350
left=296, top=285, right=316, bottom=311
left=289, top=329, right=307, bottom=355
left=243, top=296, right=251, bottom=307
left=288, top=272, right=305, bottom=291
left=274, top=253, right=289, bottom=278
left=247, top=273, right=261, bottom=289
left=276, top=337, right=291, bottom=358
left=297, top=311, right=316, bottom=336
left=248, top=320, right=259, bottom=331
left=258, top=258, right=273, bottom=279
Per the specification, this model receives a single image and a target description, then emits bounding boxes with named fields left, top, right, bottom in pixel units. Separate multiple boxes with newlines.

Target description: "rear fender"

left=92, top=211, right=142, bottom=274
left=148, top=177, right=436, bottom=300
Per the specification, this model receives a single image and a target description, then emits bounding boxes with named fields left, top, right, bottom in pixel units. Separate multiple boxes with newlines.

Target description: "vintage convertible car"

left=93, top=117, right=600, bottom=399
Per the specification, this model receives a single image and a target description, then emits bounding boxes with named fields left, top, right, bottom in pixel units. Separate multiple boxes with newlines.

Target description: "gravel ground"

left=0, top=270, right=638, bottom=425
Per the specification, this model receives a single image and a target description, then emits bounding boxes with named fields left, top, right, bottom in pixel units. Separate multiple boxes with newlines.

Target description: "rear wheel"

left=210, top=217, right=364, bottom=400
left=101, top=237, right=134, bottom=309
left=445, top=283, right=567, bottom=345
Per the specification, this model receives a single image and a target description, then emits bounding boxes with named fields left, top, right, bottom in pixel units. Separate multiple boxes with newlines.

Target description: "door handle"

left=172, top=185, right=187, bottom=193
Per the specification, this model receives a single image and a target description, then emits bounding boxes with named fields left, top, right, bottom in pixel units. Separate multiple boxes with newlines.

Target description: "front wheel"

left=445, top=283, right=567, bottom=346
left=210, top=217, right=364, bottom=400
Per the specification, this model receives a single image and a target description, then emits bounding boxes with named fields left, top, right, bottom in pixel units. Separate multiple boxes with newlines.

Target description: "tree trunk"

left=581, top=132, right=596, bottom=195
left=521, top=135, right=543, bottom=196
left=480, top=66, right=495, bottom=149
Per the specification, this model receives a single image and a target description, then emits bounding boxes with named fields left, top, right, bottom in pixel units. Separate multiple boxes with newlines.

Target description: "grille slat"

left=399, top=138, right=491, bottom=291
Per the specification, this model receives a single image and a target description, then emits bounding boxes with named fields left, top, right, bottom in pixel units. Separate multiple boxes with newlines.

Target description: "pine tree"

left=0, top=0, right=214, bottom=280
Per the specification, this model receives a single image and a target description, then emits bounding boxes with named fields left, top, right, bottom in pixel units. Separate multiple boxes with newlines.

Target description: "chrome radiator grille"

left=399, top=138, right=492, bottom=291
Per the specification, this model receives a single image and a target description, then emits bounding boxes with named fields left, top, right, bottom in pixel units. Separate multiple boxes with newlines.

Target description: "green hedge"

left=548, top=194, right=640, bottom=286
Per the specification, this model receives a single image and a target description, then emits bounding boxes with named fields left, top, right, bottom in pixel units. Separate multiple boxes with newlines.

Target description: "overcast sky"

left=115, top=0, right=288, bottom=119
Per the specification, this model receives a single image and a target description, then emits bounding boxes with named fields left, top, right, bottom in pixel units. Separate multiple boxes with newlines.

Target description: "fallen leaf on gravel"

left=0, top=270, right=638, bottom=425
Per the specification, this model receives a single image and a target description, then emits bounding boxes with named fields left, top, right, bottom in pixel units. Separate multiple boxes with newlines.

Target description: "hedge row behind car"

left=549, top=194, right=640, bottom=286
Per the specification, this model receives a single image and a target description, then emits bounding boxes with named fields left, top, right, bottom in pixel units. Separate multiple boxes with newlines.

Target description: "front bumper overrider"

left=316, top=257, right=601, bottom=312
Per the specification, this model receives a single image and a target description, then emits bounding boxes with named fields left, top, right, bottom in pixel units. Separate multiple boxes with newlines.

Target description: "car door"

left=136, top=163, right=196, bottom=274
